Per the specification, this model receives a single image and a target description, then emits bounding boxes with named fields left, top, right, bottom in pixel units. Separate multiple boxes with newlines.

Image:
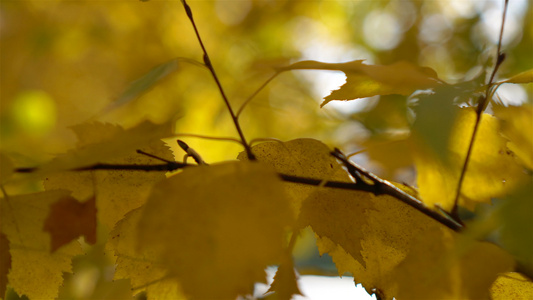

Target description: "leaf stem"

left=236, top=72, right=279, bottom=119
left=451, top=0, right=509, bottom=221
left=179, top=0, right=255, bottom=160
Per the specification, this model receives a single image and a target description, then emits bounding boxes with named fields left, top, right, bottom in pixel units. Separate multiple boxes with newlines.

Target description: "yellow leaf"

left=108, top=207, right=187, bottom=299
left=0, top=231, right=10, bottom=299
left=278, top=60, right=441, bottom=107
left=389, top=228, right=515, bottom=299
left=0, top=190, right=83, bottom=299
left=299, top=188, right=374, bottom=266
left=363, top=137, right=413, bottom=178
left=238, top=138, right=351, bottom=218
left=137, top=161, right=294, bottom=299
left=494, top=104, right=533, bottom=169
left=267, top=251, right=302, bottom=300
left=490, top=272, right=533, bottom=300
left=413, top=108, right=526, bottom=211
left=39, top=120, right=174, bottom=173
left=45, top=122, right=174, bottom=229
left=0, top=153, right=14, bottom=184
left=309, top=192, right=442, bottom=299
left=502, top=69, right=533, bottom=84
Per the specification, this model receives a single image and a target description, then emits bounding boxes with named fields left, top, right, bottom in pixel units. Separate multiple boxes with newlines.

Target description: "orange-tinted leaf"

left=0, top=190, right=82, bottom=299
left=278, top=60, right=441, bottom=107
left=45, top=122, right=174, bottom=229
left=43, top=196, right=96, bottom=252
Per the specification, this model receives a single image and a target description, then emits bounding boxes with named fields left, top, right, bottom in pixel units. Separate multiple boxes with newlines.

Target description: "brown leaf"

left=44, top=196, right=97, bottom=252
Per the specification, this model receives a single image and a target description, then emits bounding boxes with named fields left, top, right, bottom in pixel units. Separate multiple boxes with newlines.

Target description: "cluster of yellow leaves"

left=239, top=138, right=530, bottom=299
left=1, top=60, right=532, bottom=300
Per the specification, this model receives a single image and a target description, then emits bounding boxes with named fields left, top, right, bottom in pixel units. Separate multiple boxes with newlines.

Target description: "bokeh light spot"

left=363, top=10, right=402, bottom=51
left=11, top=90, right=57, bottom=136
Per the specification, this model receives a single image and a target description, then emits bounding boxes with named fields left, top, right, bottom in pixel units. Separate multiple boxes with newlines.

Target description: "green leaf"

left=112, top=59, right=178, bottom=107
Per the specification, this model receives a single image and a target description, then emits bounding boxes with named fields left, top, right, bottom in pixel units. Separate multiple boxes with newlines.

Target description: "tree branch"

left=179, top=0, right=255, bottom=160
left=451, top=0, right=509, bottom=221
left=14, top=155, right=462, bottom=232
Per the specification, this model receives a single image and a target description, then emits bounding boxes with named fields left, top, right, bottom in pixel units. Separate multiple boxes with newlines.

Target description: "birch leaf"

left=413, top=108, right=526, bottom=211
left=493, top=104, right=533, bottom=169
left=278, top=60, right=440, bottom=107
left=0, top=190, right=82, bottom=299
left=490, top=272, right=533, bottom=300
left=108, top=207, right=187, bottom=299
left=44, top=122, right=174, bottom=229
left=137, top=161, right=294, bottom=299
left=238, top=138, right=350, bottom=218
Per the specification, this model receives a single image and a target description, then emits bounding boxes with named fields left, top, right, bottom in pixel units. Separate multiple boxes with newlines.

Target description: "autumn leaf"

left=38, top=120, right=175, bottom=173
left=501, top=69, right=533, bottom=84
left=43, top=196, right=96, bottom=252
left=299, top=188, right=374, bottom=267
left=490, top=272, right=533, bottom=300
left=389, top=228, right=515, bottom=299
left=238, top=138, right=351, bottom=218
left=277, top=60, right=441, bottom=107
left=413, top=108, right=526, bottom=211
left=136, top=161, right=294, bottom=299
left=363, top=137, right=413, bottom=178
left=267, top=250, right=302, bottom=300
left=108, top=207, right=187, bottom=299
left=0, top=154, right=14, bottom=185
left=0, top=232, right=10, bottom=299
left=45, top=121, right=174, bottom=229
left=301, top=187, right=439, bottom=299
left=493, top=104, right=533, bottom=169
left=0, top=190, right=83, bottom=299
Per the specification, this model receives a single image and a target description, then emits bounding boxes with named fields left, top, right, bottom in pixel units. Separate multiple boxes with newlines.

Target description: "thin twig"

left=136, top=149, right=174, bottom=163
left=13, top=156, right=461, bottom=231
left=451, top=0, right=509, bottom=221
left=15, top=162, right=191, bottom=173
left=236, top=72, right=279, bottom=119
left=179, top=0, right=255, bottom=160
left=175, top=133, right=242, bottom=144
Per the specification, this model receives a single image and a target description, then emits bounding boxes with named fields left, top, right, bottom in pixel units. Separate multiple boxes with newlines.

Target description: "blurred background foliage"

left=1, top=0, right=531, bottom=169
left=0, top=1, right=531, bottom=298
